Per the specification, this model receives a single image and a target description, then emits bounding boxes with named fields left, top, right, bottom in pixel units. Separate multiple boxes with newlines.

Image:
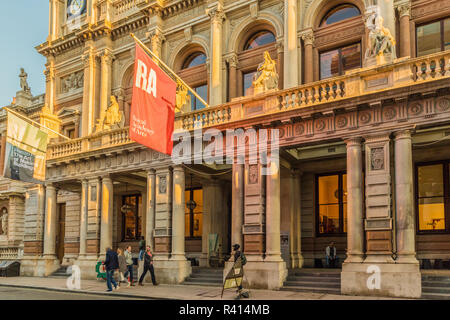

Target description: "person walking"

left=124, top=245, right=134, bottom=286
left=103, top=247, right=119, bottom=292
left=117, top=248, right=129, bottom=286
left=138, top=245, right=158, bottom=286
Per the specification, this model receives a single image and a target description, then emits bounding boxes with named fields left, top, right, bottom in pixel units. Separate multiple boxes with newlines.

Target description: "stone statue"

left=96, top=96, right=124, bottom=131
left=19, top=68, right=31, bottom=93
left=176, top=80, right=191, bottom=111
left=0, top=210, right=8, bottom=236
left=365, top=8, right=396, bottom=62
left=253, top=51, right=278, bottom=95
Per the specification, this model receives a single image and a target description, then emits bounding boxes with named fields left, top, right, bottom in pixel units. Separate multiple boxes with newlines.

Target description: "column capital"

left=226, top=53, right=239, bottom=69
left=276, top=39, right=284, bottom=54
left=394, top=129, right=412, bottom=140
left=45, top=182, right=55, bottom=189
left=147, top=168, right=156, bottom=175
left=206, top=4, right=226, bottom=24
left=101, top=175, right=113, bottom=183
left=172, top=165, right=185, bottom=173
left=344, top=137, right=363, bottom=147
left=97, top=48, right=115, bottom=65
left=396, top=2, right=411, bottom=18
left=300, top=30, right=314, bottom=46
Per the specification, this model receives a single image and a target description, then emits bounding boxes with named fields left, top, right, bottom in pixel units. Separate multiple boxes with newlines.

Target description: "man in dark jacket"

left=138, top=245, right=158, bottom=286
left=104, top=247, right=119, bottom=292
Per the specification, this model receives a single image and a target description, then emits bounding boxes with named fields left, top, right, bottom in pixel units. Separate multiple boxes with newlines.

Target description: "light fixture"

left=186, top=174, right=197, bottom=211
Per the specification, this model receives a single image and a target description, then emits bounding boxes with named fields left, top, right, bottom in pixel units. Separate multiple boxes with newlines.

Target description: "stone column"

left=276, top=41, right=284, bottom=90
left=265, top=162, right=283, bottom=262
left=81, top=44, right=97, bottom=136
left=171, top=165, right=186, bottom=261
left=283, top=0, right=298, bottom=88
left=289, top=169, right=303, bottom=268
left=397, top=3, right=411, bottom=58
left=227, top=54, right=238, bottom=101
left=344, top=138, right=364, bottom=263
left=146, top=169, right=156, bottom=250
left=148, top=28, right=165, bottom=59
left=43, top=184, right=57, bottom=257
left=0, top=130, right=6, bottom=175
left=231, top=164, right=244, bottom=251
left=207, top=4, right=225, bottom=106
left=301, top=31, right=314, bottom=84
left=100, top=176, right=113, bottom=255
left=48, top=0, right=60, bottom=41
left=98, top=49, right=114, bottom=125
left=79, top=180, right=89, bottom=258
left=394, top=130, right=418, bottom=264
left=44, top=57, right=56, bottom=114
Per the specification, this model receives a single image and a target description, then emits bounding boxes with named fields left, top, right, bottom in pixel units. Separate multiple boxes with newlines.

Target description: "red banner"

left=130, top=41, right=176, bottom=155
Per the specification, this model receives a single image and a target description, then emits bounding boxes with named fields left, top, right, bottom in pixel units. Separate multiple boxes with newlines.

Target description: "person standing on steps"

left=138, top=245, right=159, bottom=286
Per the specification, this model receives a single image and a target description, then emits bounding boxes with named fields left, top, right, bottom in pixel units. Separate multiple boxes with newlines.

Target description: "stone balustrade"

left=47, top=50, right=450, bottom=160
left=0, top=247, right=20, bottom=260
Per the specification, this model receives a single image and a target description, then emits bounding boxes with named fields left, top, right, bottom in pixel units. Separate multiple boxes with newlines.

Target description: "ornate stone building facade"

left=1, top=0, right=449, bottom=298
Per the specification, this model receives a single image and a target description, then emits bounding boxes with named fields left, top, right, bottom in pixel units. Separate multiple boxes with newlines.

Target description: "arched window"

left=177, top=50, right=208, bottom=111
left=182, top=52, right=207, bottom=69
left=244, top=31, right=276, bottom=50
left=236, top=30, right=278, bottom=97
left=320, top=4, right=360, bottom=27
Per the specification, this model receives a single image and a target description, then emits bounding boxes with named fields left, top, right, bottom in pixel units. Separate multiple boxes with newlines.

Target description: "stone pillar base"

left=21, top=256, right=60, bottom=277
left=153, top=257, right=192, bottom=284
left=341, top=262, right=421, bottom=298
left=75, top=255, right=100, bottom=280
left=198, top=253, right=208, bottom=267
left=224, top=260, right=287, bottom=290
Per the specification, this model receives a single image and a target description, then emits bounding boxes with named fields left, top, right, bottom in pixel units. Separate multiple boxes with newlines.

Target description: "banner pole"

left=130, top=33, right=211, bottom=110
left=4, top=107, right=71, bottom=140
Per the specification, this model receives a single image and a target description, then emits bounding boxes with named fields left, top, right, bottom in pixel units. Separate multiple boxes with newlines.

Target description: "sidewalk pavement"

left=0, top=276, right=406, bottom=300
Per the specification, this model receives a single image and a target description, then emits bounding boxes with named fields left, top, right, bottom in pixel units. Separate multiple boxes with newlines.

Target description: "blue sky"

left=0, top=1, right=48, bottom=106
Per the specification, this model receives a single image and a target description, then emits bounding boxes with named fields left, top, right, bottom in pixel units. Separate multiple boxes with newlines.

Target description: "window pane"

left=321, top=5, right=360, bottom=27
left=245, top=32, right=275, bottom=50
left=445, top=18, right=450, bottom=50
left=183, top=53, right=206, bottom=69
left=419, top=197, right=445, bottom=230
left=243, top=71, right=256, bottom=96
left=318, top=175, right=339, bottom=204
left=417, top=21, right=442, bottom=56
left=320, top=49, right=340, bottom=79
left=189, top=84, right=208, bottom=111
left=319, top=204, right=340, bottom=234
left=185, top=190, right=191, bottom=237
left=418, top=164, right=444, bottom=197
left=341, top=43, right=361, bottom=72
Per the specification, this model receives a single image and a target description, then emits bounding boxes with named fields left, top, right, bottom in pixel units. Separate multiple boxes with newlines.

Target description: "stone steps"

left=184, top=267, right=223, bottom=287
left=50, top=266, right=68, bottom=278
left=281, top=269, right=341, bottom=295
left=422, top=275, right=450, bottom=299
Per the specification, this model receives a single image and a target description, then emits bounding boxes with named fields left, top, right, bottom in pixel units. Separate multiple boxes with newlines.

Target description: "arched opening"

left=304, top=1, right=364, bottom=82
left=175, top=46, right=208, bottom=112
left=230, top=23, right=280, bottom=99
left=320, top=4, right=361, bottom=27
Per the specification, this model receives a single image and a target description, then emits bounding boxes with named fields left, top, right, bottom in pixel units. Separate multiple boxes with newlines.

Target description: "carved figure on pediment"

left=19, top=68, right=31, bottom=93
left=365, top=8, right=396, bottom=62
left=252, top=51, right=278, bottom=95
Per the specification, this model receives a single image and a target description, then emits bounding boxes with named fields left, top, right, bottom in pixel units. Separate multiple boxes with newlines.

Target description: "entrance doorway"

left=56, top=203, right=66, bottom=262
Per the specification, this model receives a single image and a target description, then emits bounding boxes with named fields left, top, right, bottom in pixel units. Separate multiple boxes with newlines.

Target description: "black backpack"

left=240, top=253, right=247, bottom=266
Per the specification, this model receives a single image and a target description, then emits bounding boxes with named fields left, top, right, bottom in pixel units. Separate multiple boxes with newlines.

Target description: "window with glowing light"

left=417, top=163, right=449, bottom=232
left=316, top=173, right=348, bottom=235
left=185, top=188, right=203, bottom=238
left=122, top=195, right=143, bottom=241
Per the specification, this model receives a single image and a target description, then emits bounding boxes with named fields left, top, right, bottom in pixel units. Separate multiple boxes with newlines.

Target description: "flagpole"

left=4, top=107, right=71, bottom=141
left=130, top=33, right=211, bottom=110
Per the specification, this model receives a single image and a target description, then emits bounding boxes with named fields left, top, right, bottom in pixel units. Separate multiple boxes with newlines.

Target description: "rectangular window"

left=185, top=188, right=203, bottom=238
left=417, top=163, right=449, bottom=232
left=189, top=84, right=207, bottom=111
left=320, top=43, right=361, bottom=80
left=122, top=195, right=142, bottom=241
left=316, top=173, right=347, bottom=235
left=243, top=71, right=257, bottom=96
left=416, top=17, right=450, bottom=57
